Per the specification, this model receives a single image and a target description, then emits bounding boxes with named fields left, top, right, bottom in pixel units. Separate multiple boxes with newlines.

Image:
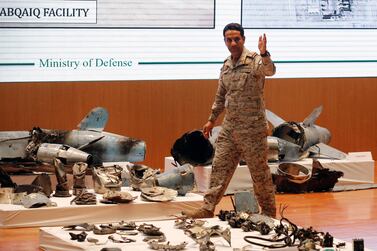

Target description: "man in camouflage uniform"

left=183, top=23, right=276, bottom=218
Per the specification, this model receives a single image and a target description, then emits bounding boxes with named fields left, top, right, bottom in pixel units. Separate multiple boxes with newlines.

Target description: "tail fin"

left=77, top=107, right=108, bottom=131
left=303, top=106, right=323, bottom=127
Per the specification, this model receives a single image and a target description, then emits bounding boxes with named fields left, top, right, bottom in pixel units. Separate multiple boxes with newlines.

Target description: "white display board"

left=0, top=0, right=377, bottom=82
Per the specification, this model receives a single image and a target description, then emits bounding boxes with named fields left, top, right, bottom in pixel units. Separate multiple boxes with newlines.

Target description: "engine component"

left=36, top=143, right=92, bottom=165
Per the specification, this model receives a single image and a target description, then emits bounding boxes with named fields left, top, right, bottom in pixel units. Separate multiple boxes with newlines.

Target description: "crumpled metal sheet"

left=101, top=190, right=137, bottom=203
left=126, top=163, right=159, bottom=191
left=21, top=192, right=57, bottom=208
left=140, top=186, right=178, bottom=202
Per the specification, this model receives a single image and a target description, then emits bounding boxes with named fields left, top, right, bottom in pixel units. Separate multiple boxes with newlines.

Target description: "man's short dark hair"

left=223, top=23, right=244, bottom=37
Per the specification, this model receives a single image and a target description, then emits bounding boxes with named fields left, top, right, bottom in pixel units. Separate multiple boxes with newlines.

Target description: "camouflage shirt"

left=209, top=48, right=276, bottom=130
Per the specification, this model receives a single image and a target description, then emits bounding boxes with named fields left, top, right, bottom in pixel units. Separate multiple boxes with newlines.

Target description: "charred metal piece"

left=72, top=162, right=88, bottom=195
left=14, top=184, right=43, bottom=195
left=21, top=192, right=57, bottom=208
left=63, top=223, right=95, bottom=231
left=241, top=221, right=271, bottom=235
left=143, top=235, right=167, bottom=242
left=116, top=221, right=137, bottom=231
left=298, top=239, right=317, bottom=251
left=148, top=240, right=188, bottom=251
left=0, top=166, right=16, bottom=187
left=101, top=190, right=137, bottom=204
left=220, top=210, right=273, bottom=235
left=137, top=223, right=164, bottom=236
left=217, top=210, right=237, bottom=222
left=92, top=165, right=122, bottom=194
left=228, top=214, right=247, bottom=229
left=174, top=215, right=206, bottom=230
left=118, top=230, right=138, bottom=236
left=69, top=231, right=87, bottom=242
left=52, top=158, right=71, bottom=197
left=31, top=173, right=53, bottom=197
left=243, top=205, right=338, bottom=249
left=108, top=235, right=136, bottom=243
left=322, top=232, right=333, bottom=247
left=273, top=159, right=344, bottom=193
left=353, top=239, right=364, bottom=251
left=185, top=224, right=231, bottom=247
left=98, top=221, right=137, bottom=232
left=70, top=191, right=97, bottom=205
left=93, top=225, right=116, bottom=235
left=171, top=129, right=215, bottom=166
left=140, top=186, right=177, bottom=202
left=126, top=163, right=158, bottom=191
left=137, top=223, right=167, bottom=242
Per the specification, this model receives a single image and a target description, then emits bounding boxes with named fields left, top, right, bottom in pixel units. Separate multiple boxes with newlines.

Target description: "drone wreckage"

left=0, top=107, right=145, bottom=173
left=171, top=106, right=345, bottom=194
left=171, top=105, right=347, bottom=166
left=0, top=106, right=197, bottom=207
left=0, top=158, right=196, bottom=208
left=59, top=207, right=348, bottom=251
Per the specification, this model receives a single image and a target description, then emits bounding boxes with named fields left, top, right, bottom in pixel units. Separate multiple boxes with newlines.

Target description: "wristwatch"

left=260, top=50, right=270, bottom=57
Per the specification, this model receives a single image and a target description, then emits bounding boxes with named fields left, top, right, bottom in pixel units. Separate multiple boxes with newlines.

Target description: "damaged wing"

left=308, top=142, right=348, bottom=160
left=265, top=109, right=286, bottom=128
left=303, top=106, right=322, bottom=127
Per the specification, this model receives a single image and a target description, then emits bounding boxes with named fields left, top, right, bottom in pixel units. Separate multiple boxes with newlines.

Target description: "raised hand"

left=258, top=33, right=267, bottom=55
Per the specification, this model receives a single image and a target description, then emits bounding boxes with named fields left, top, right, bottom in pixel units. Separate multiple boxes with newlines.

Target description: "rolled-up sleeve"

left=255, top=55, right=276, bottom=77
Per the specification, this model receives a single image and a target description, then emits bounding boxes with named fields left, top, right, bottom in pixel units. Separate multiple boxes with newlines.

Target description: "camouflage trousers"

left=203, top=126, right=276, bottom=217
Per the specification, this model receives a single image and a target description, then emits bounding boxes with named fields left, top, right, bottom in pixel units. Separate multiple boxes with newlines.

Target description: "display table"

left=165, top=152, right=375, bottom=194
left=0, top=187, right=203, bottom=228
left=39, top=217, right=369, bottom=251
